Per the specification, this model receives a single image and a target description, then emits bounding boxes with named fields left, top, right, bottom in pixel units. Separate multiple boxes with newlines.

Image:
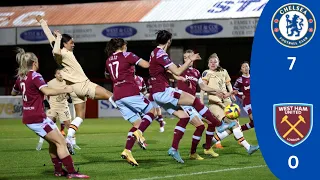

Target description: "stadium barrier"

left=0, top=96, right=97, bottom=119
left=0, top=96, right=23, bottom=118
left=0, top=0, right=267, bottom=45
left=98, top=99, right=122, bottom=118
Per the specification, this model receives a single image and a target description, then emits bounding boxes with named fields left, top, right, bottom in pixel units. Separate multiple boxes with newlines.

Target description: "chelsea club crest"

left=271, top=3, right=316, bottom=48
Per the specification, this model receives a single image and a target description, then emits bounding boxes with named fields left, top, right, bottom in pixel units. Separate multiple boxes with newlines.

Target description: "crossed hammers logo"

left=281, top=115, right=306, bottom=138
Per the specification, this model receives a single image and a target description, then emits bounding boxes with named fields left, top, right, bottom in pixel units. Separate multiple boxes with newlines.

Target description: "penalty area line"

left=131, top=165, right=267, bottom=180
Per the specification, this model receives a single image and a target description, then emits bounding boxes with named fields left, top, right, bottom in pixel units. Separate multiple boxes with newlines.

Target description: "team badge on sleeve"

left=273, top=103, right=313, bottom=147
left=39, top=77, right=45, bottom=83
left=163, top=56, right=170, bottom=63
left=271, top=3, right=316, bottom=48
left=202, top=71, right=207, bottom=77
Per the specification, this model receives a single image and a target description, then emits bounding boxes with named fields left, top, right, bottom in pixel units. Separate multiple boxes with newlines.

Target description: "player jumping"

left=37, top=16, right=117, bottom=155
left=134, top=75, right=166, bottom=132
left=149, top=30, right=236, bottom=163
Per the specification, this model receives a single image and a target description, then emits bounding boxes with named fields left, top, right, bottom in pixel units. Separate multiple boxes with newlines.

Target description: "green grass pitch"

left=0, top=118, right=276, bottom=180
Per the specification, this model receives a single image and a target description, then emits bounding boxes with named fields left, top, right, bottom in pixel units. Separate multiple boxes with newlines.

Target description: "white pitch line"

left=131, top=165, right=267, bottom=180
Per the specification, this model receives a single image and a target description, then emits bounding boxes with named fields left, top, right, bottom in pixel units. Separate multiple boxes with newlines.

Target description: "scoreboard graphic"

left=251, top=0, right=318, bottom=179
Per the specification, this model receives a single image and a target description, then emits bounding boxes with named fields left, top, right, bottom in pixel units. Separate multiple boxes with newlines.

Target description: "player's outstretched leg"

left=188, top=97, right=236, bottom=155
left=210, top=120, right=259, bottom=155
left=179, top=91, right=237, bottom=133
left=232, top=122, right=259, bottom=155
left=210, top=129, right=232, bottom=148
left=190, top=97, right=237, bottom=133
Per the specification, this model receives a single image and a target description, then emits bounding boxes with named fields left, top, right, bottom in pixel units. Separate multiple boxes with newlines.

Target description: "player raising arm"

left=36, top=16, right=116, bottom=154
left=11, top=48, right=89, bottom=179
left=105, top=38, right=157, bottom=166
left=149, top=30, right=236, bottom=163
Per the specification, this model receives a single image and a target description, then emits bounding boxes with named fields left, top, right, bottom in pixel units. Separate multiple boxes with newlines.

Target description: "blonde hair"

left=209, top=53, right=219, bottom=60
left=16, top=48, right=38, bottom=78
left=208, top=53, right=223, bottom=72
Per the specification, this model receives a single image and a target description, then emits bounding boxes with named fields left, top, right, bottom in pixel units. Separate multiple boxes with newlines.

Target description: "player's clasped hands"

left=221, top=90, right=237, bottom=101
left=231, top=90, right=238, bottom=101
left=216, top=91, right=225, bottom=99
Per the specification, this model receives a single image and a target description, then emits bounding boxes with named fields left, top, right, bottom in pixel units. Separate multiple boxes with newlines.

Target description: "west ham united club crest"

left=273, top=103, right=313, bottom=147
left=271, top=3, right=316, bottom=48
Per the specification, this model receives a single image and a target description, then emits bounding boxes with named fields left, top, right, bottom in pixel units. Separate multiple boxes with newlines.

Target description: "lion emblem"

left=286, top=14, right=304, bottom=37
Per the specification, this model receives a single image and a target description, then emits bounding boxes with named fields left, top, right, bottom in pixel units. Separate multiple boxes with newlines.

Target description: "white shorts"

left=153, top=87, right=182, bottom=115
left=116, top=94, right=153, bottom=123
left=145, top=93, right=160, bottom=108
left=243, top=104, right=252, bottom=115
left=181, top=105, right=202, bottom=121
left=26, top=117, right=58, bottom=138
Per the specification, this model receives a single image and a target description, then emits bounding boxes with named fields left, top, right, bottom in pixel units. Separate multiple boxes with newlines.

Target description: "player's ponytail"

left=15, top=47, right=38, bottom=78
left=105, top=38, right=127, bottom=58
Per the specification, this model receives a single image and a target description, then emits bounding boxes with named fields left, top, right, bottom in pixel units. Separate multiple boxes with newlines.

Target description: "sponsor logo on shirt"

left=185, top=75, right=198, bottom=82
left=202, top=71, right=208, bottom=77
